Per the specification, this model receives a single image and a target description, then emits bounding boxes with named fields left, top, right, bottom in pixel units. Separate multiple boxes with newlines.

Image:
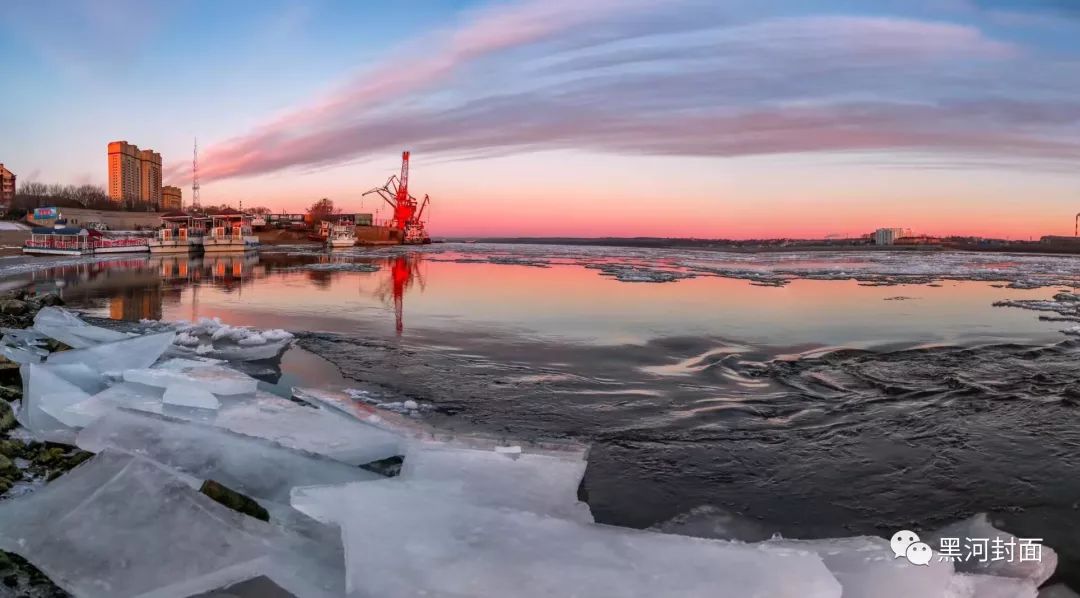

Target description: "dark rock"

left=0, top=386, right=20, bottom=402
left=0, top=402, right=14, bottom=433
left=35, top=294, right=63, bottom=307
left=0, top=300, right=27, bottom=316
left=359, top=455, right=403, bottom=477
left=199, top=480, right=270, bottom=522
left=0, top=551, right=71, bottom=597
left=0, top=454, right=19, bottom=481
left=0, top=440, right=23, bottom=459
left=0, top=362, right=20, bottom=387
left=0, top=479, right=11, bottom=495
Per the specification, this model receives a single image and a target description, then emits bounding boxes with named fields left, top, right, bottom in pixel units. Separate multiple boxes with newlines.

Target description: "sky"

left=2, top=0, right=1080, bottom=239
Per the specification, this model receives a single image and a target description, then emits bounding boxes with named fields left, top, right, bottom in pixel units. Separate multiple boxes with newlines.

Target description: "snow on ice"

left=0, top=307, right=1069, bottom=597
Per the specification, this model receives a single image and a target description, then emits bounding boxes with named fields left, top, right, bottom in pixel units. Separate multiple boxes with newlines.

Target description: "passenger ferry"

left=23, top=226, right=93, bottom=255
left=202, top=211, right=260, bottom=253
left=149, top=212, right=205, bottom=254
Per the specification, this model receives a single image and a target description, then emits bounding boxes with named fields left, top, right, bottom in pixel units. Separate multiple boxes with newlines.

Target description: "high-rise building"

left=873, top=227, right=913, bottom=246
left=161, top=185, right=182, bottom=211
left=139, top=149, right=162, bottom=207
left=108, top=141, right=163, bottom=209
left=0, top=164, right=15, bottom=207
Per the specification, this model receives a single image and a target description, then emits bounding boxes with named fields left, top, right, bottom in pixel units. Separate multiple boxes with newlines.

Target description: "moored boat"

left=326, top=222, right=357, bottom=248
left=149, top=212, right=205, bottom=255
left=23, top=226, right=93, bottom=255
left=202, top=211, right=259, bottom=253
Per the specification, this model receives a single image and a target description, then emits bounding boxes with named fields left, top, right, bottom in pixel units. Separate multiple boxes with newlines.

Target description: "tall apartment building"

left=161, top=185, right=182, bottom=211
left=0, top=164, right=15, bottom=207
left=108, top=141, right=163, bottom=209
left=873, top=227, right=913, bottom=246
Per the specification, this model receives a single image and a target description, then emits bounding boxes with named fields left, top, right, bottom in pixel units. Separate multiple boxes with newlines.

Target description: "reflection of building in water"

left=110, top=285, right=163, bottom=321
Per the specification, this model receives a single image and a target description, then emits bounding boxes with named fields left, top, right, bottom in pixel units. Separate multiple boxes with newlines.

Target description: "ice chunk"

left=652, top=505, right=774, bottom=542
left=0, top=451, right=344, bottom=598
left=59, top=381, right=166, bottom=428
left=291, top=480, right=842, bottom=598
left=768, top=536, right=956, bottom=598
left=77, top=410, right=382, bottom=503
left=17, top=362, right=91, bottom=439
left=124, top=363, right=258, bottom=396
left=1040, top=584, right=1080, bottom=598
left=32, top=306, right=130, bottom=348
left=163, top=384, right=221, bottom=410
left=929, top=514, right=1057, bottom=586
left=124, top=389, right=405, bottom=466
left=401, top=442, right=592, bottom=521
left=947, top=574, right=1037, bottom=598
left=216, top=394, right=404, bottom=465
left=47, top=331, right=175, bottom=372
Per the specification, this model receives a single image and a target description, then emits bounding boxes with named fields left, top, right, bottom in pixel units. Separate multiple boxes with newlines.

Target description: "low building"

left=0, top=164, right=15, bottom=208
left=161, top=186, right=182, bottom=211
left=893, top=235, right=942, bottom=246
left=873, top=227, right=913, bottom=246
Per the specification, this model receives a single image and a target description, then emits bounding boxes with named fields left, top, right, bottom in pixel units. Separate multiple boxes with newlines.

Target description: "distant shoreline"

left=437, top=237, right=1080, bottom=255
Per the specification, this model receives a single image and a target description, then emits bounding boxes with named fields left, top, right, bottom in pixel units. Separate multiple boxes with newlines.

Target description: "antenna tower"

left=192, top=138, right=201, bottom=209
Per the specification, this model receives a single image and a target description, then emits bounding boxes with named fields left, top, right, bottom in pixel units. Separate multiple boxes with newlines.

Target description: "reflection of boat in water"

left=327, top=222, right=357, bottom=248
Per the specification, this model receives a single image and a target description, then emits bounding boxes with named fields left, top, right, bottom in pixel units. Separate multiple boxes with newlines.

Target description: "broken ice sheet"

left=124, top=362, right=258, bottom=396
left=76, top=409, right=381, bottom=503
left=47, top=331, right=175, bottom=372
left=32, top=306, right=130, bottom=348
left=767, top=536, right=957, bottom=598
left=928, top=513, right=1058, bottom=586
left=0, top=451, right=344, bottom=598
left=163, top=384, right=221, bottom=410
left=401, top=441, right=593, bottom=522
left=17, top=363, right=91, bottom=440
left=291, top=479, right=842, bottom=598
left=121, top=388, right=405, bottom=466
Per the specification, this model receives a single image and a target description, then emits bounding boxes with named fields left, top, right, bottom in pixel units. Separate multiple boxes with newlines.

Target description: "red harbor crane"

left=363, top=151, right=431, bottom=244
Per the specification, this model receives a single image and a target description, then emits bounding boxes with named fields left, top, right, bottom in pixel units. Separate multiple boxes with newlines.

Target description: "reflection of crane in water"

left=374, top=255, right=425, bottom=334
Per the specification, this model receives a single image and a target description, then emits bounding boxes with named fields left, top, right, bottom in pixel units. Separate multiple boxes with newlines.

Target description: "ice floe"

left=138, top=316, right=295, bottom=361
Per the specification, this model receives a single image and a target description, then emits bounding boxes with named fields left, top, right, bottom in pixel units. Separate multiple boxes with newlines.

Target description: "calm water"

left=7, top=244, right=1080, bottom=587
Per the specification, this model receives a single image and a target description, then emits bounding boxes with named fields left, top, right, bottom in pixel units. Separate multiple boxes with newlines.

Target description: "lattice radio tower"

left=192, top=137, right=201, bottom=209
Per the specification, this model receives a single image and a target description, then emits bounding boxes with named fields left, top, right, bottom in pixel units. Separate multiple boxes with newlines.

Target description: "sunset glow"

left=3, top=0, right=1080, bottom=238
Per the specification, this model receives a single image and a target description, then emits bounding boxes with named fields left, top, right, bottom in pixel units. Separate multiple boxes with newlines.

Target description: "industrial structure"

left=0, top=164, right=15, bottom=208
left=363, top=151, right=431, bottom=244
left=107, top=141, right=162, bottom=209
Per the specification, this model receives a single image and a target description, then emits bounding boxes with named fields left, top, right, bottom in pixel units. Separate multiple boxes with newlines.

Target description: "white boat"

left=92, top=236, right=150, bottom=254
left=23, top=226, right=93, bottom=255
left=326, top=223, right=356, bottom=248
left=150, top=213, right=205, bottom=255
left=202, top=212, right=259, bottom=253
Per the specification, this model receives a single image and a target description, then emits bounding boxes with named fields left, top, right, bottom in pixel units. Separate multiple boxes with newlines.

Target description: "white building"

left=873, top=228, right=912, bottom=246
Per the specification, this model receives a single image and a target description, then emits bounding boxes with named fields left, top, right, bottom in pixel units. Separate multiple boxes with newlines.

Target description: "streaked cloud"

left=184, top=0, right=1080, bottom=182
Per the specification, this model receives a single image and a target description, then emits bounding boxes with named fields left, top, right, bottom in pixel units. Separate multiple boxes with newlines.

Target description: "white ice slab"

left=77, top=410, right=382, bottom=503
left=292, top=480, right=842, bottom=598
left=401, top=442, right=592, bottom=522
left=32, top=307, right=131, bottom=348
left=947, top=573, right=1037, bottom=598
left=0, top=451, right=344, bottom=598
left=124, top=363, right=258, bottom=396
left=47, top=331, right=175, bottom=372
left=769, top=536, right=956, bottom=598
left=17, top=363, right=92, bottom=439
left=163, top=384, right=221, bottom=410
left=929, top=514, right=1057, bottom=586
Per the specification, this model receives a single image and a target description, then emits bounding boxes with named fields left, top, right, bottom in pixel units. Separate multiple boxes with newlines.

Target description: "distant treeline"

left=12, top=181, right=123, bottom=213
